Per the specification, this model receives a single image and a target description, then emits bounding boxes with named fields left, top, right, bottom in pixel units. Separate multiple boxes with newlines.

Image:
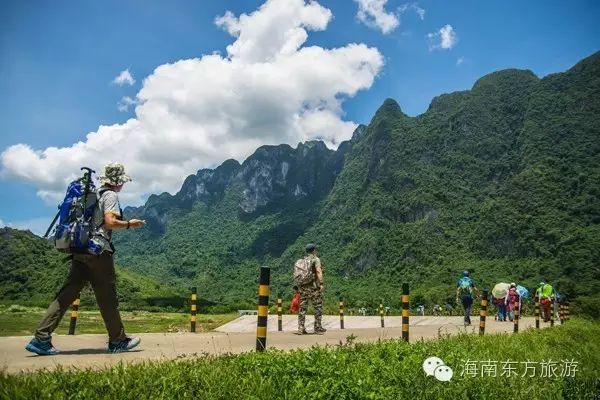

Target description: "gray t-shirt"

left=92, top=188, right=121, bottom=252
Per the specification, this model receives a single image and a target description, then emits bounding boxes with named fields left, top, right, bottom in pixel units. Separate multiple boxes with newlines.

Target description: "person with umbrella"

left=491, top=282, right=510, bottom=322
left=505, top=283, right=520, bottom=321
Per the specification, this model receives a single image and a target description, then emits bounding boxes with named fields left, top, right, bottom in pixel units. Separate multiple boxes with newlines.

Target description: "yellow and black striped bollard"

left=479, top=290, right=488, bottom=336
left=277, top=294, right=283, bottom=332
left=339, top=296, right=345, bottom=329
left=379, top=302, right=385, bottom=328
left=559, top=303, right=564, bottom=325
left=535, top=296, right=540, bottom=329
left=513, top=300, right=519, bottom=333
left=550, top=300, right=555, bottom=327
left=401, top=283, right=409, bottom=342
left=68, top=296, right=80, bottom=335
left=190, top=287, right=197, bottom=333
left=256, top=266, right=270, bottom=352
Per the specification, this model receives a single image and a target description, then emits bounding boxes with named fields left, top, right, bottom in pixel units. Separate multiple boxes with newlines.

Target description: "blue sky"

left=1, top=0, right=599, bottom=234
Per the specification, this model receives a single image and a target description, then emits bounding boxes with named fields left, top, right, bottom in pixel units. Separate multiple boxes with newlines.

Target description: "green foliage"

left=1, top=319, right=599, bottom=399
left=0, top=228, right=183, bottom=310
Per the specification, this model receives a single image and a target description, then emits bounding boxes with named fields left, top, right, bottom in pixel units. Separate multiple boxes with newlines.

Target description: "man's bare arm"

left=104, top=213, right=145, bottom=230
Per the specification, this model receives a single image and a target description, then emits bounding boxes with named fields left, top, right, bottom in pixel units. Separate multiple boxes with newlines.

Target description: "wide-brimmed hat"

left=99, top=162, right=132, bottom=186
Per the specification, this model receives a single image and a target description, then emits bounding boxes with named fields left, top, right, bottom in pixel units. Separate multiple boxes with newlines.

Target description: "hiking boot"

left=108, top=336, right=141, bottom=353
left=295, top=328, right=308, bottom=335
left=25, top=338, right=59, bottom=356
left=314, top=327, right=327, bottom=334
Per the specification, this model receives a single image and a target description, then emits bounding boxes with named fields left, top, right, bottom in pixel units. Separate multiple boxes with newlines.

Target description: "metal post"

left=402, top=283, right=409, bottom=342
left=535, top=296, right=540, bottom=329
left=190, top=287, right=197, bottom=333
left=479, top=290, right=488, bottom=335
left=560, top=303, right=564, bottom=325
left=550, top=299, right=555, bottom=327
left=339, top=296, right=345, bottom=329
left=513, top=299, right=519, bottom=333
left=277, top=294, right=283, bottom=332
left=68, top=296, right=80, bottom=335
left=256, top=266, right=270, bottom=351
left=379, top=301, right=385, bottom=328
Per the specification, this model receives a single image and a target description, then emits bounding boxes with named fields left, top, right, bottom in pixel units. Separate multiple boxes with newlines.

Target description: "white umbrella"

left=492, top=282, right=510, bottom=299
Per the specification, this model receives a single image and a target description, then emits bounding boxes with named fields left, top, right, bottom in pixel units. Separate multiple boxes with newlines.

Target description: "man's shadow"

left=27, top=348, right=143, bottom=356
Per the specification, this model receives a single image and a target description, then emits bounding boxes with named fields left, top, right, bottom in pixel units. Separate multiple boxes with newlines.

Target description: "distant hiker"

left=536, top=281, right=555, bottom=322
left=294, top=243, right=326, bottom=334
left=505, top=283, right=520, bottom=322
left=26, top=163, right=146, bottom=355
left=289, top=286, right=301, bottom=314
left=456, top=271, right=480, bottom=326
left=433, top=304, right=442, bottom=316
left=493, top=296, right=507, bottom=322
left=445, top=303, right=454, bottom=316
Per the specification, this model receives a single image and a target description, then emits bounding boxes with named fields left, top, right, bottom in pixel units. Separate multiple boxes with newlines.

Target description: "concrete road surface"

left=0, top=316, right=550, bottom=374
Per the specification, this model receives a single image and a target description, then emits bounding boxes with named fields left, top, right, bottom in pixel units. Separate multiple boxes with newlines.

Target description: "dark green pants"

left=34, top=251, right=126, bottom=342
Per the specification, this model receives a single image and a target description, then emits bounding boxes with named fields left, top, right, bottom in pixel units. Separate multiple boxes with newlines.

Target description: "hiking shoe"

left=108, top=336, right=141, bottom=353
left=25, top=338, right=59, bottom=356
left=295, top=328, right=308, bottom=335
left=314, top=327, right=327, bottom=334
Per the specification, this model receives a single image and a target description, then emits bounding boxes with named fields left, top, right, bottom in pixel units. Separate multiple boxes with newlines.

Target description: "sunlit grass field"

left=0, top=305, right=237, bottom=336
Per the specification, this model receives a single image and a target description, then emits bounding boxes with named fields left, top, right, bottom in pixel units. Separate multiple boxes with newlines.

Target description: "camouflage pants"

left=298, top=285, right=323, bottom=330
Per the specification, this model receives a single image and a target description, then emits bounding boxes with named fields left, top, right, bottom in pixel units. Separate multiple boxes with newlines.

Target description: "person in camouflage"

left=25, top=163, right=146, bottom=356
left=297, top=243, right=326, bottom=334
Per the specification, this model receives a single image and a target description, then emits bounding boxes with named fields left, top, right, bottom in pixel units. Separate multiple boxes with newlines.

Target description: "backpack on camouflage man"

left=43, top=167, right=104, bottom=255
left=294, top=257, right=315, bottom=286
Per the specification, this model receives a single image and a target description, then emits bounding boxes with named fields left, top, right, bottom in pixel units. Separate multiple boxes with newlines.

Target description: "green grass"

left=0, top=308, right=237, bottom=336
left=2, top=319, right=599, bottom=399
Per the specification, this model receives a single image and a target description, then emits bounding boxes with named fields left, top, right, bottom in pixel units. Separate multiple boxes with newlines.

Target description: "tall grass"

left=2, top=320, right=599, bottom=399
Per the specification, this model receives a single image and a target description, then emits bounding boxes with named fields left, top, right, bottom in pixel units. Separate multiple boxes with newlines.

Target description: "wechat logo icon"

left=423, top=356, right=453, bottom=382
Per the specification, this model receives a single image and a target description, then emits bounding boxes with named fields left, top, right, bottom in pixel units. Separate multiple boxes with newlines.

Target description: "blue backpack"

left=458, top=276, right=474, bottom=295
left=44, top=167, right=104, bottom=255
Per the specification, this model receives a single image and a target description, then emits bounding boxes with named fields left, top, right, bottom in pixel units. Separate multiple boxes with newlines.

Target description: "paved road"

left=0, top=316, right=550, bottom=374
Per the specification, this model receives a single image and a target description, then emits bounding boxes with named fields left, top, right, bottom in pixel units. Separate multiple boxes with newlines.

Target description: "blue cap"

left=462, top=271, right=470, bottom=277
left=305, top=243, right=318, bottom=252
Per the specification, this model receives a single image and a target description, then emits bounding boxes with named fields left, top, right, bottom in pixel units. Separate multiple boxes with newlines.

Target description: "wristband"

left=126, top=221, right=130, bottom=230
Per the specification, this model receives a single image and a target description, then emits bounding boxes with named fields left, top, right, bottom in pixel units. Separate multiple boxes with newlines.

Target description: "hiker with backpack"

left=455, top=271, right=480, bottom=326
left=26, top=163, right=146, bottom=355
left=536, top=281, right=555, bottom=322
left=294, top=244, right=326, bottom=335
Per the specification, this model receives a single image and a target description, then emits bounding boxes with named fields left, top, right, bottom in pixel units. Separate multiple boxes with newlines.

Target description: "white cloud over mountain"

left=0, top=0, right=383, bottom=206
left=354, top=0, right=399, bottom=34
left=428, top=24, right=458, bottom=50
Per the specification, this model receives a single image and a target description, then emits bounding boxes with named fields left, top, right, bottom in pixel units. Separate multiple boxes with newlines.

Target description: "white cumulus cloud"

left=354, top=0, right=399, bottom=34
left=117, top=96, right=137, bottom=112
left=0, top=0, right=384, bottom=206
left=112, top=68, right=136, bottom=86
left=428, top=24, right=457, bottom=51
